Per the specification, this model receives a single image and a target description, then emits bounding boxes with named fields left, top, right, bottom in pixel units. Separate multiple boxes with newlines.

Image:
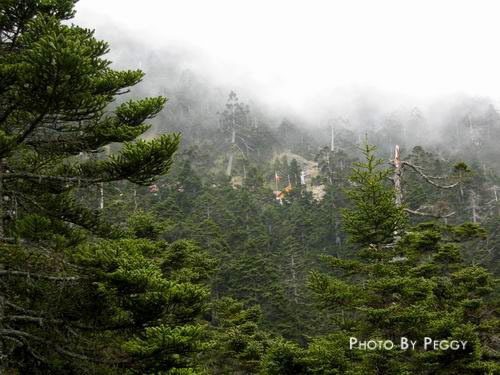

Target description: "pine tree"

left=0, top=1, right=215, bottom=373
left=205, top=297, right=269, bottom=374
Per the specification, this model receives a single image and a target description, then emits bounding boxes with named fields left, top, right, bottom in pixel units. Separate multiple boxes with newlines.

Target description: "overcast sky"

left=74, top=0, right=500, bottom=115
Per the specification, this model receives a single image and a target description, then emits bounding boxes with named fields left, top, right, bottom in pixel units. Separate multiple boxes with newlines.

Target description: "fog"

left=73, top=0, right=500, bottom=136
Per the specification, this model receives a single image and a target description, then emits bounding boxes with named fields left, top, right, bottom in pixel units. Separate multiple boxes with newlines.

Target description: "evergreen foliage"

left=0, top=2, right=208, bottom=373
left=341, top=143, right=406, bottom=247
left=308, top=144, right=499, bottom=374
left=0, top=2, right=499, bottom=374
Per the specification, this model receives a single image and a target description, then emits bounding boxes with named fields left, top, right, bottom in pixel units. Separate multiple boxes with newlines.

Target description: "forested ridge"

left=0, top=1, right=499, bottom=374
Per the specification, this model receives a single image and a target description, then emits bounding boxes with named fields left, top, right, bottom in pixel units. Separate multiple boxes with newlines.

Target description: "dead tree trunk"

left=491, top=185, right=498, bottom=202
left=226, top=106, right=236, bottom=176
left=469, top=190, right=480, bottom=223
left=390, top=144, right=458, bottom=219
left=133, top=189, right=138, bottom=211
left=99, top=146, right=111, bottom=210
left=99, top=183, right=104, bottom=210
left=393, top=145, right=403, bottom=207
left=458, top=170, right=465, bottom=202
left=331, top=125, right=335, bottom=152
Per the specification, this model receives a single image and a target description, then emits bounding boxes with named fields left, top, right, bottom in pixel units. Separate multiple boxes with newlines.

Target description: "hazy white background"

left=74, top=0, right=500, bottom=116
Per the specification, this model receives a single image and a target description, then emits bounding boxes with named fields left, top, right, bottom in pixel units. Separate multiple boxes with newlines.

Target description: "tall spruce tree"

left=342, top=143, right=406, bottom=247
left=0, top=1, right=217, bottom=373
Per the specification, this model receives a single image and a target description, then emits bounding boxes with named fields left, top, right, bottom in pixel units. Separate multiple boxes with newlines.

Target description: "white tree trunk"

left=99, top=146, right=111, bottom=210
left=469, top=190, right=480, bottom=223
left=133, top=189, right=138, bottom=211
left=394, top=145, right=403, bottom=207
left=99, top=183, right=104, bottom=210
left=226, top=128, right=236, bottom=176
left=331, top=125, right=335, bottom=152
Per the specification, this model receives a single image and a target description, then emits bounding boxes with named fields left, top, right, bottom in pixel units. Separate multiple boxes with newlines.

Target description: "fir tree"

left=341, top=143, right=406, bottom=247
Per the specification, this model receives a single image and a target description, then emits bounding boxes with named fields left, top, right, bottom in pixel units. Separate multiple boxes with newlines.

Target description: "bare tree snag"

left=99, top=145, right=111, bottom=210
left=389, top=144, right=459, bottom=219
left=468, top=190, right=481, bottom=223
left=393, top=145, right=403, bottom=207
left=331, top=124, right=335, bottom=152
left=226, top=126, right=235, bottom=176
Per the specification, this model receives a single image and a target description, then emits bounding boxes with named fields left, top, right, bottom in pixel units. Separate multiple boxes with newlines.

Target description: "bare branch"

left=402, top=161, right=459, bottom=189
left=4, top=300, right=41, bottom=316
left=0, top=329, right=107, bottom=364
left=0, top=328, right=45, bottom=341
left=5, top=315, right=66, bottom=326
left=2, top=173, right=91, bottom=183
left=404, top=208, right=456, bottom=218
left=0, top=270, right=79, bottom=282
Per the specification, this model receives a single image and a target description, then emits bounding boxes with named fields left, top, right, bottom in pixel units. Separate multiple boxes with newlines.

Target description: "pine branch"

left=16, top=108, right=50, bottom=145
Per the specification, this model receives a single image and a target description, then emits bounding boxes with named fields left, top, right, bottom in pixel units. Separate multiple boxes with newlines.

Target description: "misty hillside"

left=100, top=33, right=500, bottom=172
left=0, top=1, right=499, bottom=375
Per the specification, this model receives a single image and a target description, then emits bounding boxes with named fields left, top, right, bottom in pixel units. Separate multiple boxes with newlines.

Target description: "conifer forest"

left=0, top=1, right=499, bottom=374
